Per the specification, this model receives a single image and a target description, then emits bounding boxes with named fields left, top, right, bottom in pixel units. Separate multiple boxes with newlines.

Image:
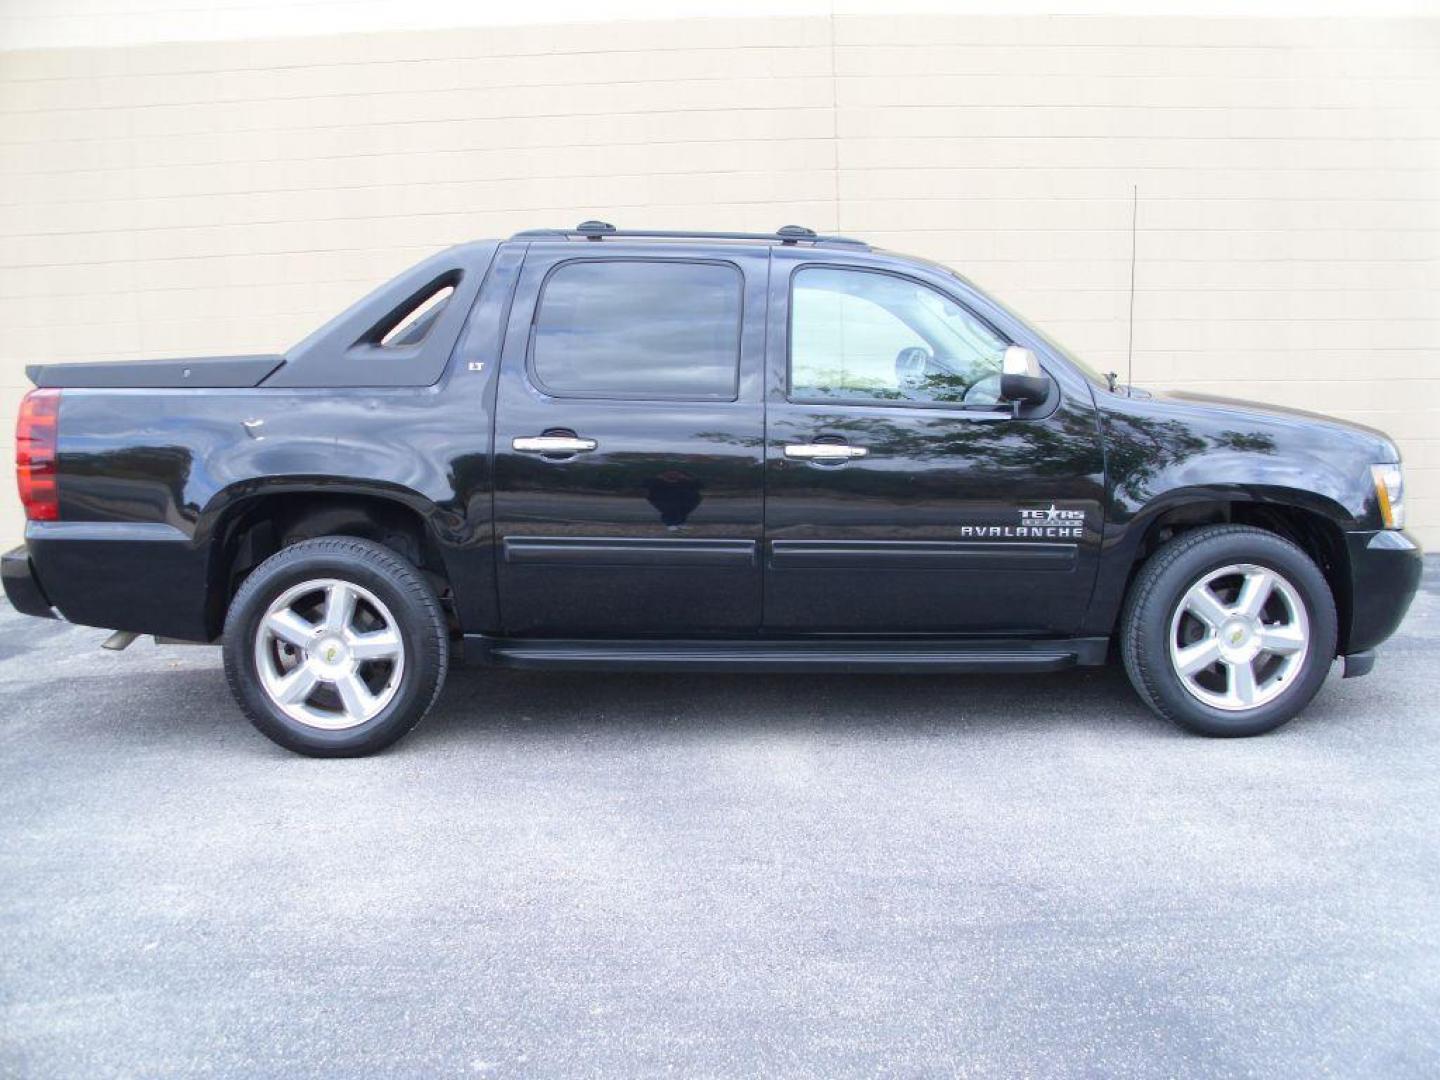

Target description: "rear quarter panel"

left=36, top=376, right=495, bottom=640
left=30, top=242, right=524, bottom=640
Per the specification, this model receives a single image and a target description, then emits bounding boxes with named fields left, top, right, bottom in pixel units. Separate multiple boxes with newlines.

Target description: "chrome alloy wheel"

left=254, top=578, right=405, bottom=730
left=1168, top=563, right=1310, bottom=713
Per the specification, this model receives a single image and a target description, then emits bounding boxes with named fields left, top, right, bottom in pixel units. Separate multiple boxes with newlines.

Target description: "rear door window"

left=531, top=259, right=742, bottom=400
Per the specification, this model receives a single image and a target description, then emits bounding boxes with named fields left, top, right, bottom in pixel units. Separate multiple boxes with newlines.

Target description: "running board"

left=462, top=636, right=1110, bottom=673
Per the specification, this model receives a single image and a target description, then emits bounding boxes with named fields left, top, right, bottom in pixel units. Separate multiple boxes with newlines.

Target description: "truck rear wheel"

left=222, top=536, right=448, bottom=756
left=1120, top=525, right=1338, bottom=737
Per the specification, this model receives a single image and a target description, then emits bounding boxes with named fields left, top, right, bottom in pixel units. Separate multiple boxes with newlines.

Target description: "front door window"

left=790, top=267, right=1009, bottom=409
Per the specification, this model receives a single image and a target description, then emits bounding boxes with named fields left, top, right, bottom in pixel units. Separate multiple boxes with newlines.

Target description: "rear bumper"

left=1344, top=529, right=1423, bottom=655
left=19, top=521, right=212, bottom=641
left=1, top=545, right=57, bottom=618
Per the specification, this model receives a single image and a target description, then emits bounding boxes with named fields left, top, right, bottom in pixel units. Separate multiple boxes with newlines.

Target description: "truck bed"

left=26, top=355, right=284, bottom=389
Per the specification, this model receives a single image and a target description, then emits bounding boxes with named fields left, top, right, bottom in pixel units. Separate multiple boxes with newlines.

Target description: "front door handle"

left=513, top=435, right=598, bottom=455
left=784, top=443, right=869, bottom=461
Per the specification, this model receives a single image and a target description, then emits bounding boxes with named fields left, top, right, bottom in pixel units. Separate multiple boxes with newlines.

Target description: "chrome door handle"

left=784, top=443, right=868, bottom=460
left=513, top=436, right=598, bottom=455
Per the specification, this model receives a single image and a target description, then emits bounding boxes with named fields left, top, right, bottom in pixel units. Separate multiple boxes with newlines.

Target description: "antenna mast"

left=1125, top=184, right=1138, bottom=396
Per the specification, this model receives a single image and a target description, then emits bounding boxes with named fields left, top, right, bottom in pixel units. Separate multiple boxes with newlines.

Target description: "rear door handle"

left=513, top=436, right=598, bottom=455
left=784, top=443, right=868, bottom=460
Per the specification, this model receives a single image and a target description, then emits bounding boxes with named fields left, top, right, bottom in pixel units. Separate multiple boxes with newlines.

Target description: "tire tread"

left=222, top=536, right=448, bottom=756
left=1120, top=524, right=1337, bottom=736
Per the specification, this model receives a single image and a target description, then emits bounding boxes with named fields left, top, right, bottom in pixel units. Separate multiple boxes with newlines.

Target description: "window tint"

left=790, top=267, right=1008, bottom=407
left=532, top=260, right=742, bottom=399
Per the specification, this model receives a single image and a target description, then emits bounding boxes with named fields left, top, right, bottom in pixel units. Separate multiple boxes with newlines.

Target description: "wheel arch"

left=1092, top=485, right=1355, bottom=653
left=199, top=480, right=459, bottom=641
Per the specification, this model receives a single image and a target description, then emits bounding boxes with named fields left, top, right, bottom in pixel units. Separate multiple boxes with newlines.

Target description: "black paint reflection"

left=644, top=470, right=704, bottom=528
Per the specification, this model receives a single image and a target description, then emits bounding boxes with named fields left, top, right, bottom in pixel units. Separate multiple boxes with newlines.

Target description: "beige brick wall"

left=1, top=14, right=1437, bottom=544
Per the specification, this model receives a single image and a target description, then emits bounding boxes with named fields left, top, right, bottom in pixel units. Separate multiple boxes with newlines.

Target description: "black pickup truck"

left=4, top=222, right=1422, bottom=756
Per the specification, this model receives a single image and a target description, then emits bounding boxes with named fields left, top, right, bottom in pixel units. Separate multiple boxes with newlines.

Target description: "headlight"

left=1371, top=463, right=1405, bottom=529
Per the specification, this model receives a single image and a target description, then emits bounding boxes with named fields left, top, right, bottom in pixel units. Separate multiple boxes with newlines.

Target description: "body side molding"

left=768, top=539, right=1078, bottom=572
left=502, top=536, right=758, bottom=568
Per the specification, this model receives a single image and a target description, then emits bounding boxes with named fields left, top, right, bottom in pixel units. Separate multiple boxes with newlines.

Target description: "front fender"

left=1081, top=392, right=1382, bottom=637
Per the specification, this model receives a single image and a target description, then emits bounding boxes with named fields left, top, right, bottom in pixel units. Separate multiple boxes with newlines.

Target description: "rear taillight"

left=16, top=388, right=60, bottom=522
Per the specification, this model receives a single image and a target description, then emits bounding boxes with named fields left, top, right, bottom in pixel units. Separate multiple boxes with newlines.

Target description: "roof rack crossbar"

left=510, top=222, right=869, bottom=249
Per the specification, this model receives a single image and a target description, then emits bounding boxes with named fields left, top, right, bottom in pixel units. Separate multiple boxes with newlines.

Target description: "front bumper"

left=1344, top=529, right=1423, bottom=655
left=1, top=545, right=57, bottom=619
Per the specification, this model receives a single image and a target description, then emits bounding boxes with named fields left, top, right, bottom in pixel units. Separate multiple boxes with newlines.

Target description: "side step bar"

left=462, top=636, right=1110, bottom=674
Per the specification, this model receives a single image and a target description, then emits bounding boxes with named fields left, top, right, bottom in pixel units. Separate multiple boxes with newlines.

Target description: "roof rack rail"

left=510, top=221, right=869, bottom=249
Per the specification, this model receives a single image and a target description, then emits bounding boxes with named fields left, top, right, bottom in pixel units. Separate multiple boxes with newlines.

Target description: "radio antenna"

left=1125, top=184, right=1138, bottom=397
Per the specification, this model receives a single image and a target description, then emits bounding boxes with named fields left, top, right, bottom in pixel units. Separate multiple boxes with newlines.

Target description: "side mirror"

left=1000, top=346, right=1048, bottom=406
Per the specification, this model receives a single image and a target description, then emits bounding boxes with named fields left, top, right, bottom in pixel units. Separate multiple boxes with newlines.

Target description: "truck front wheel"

left=1120, top=525, right=1338, bottom=737
left=222, top=536, right=449, bottom=756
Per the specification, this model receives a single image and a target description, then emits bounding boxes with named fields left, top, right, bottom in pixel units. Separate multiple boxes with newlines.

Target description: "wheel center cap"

left=315, top=636, right=349, bottom=668
left=1219, top=617, right=1260, bottom=659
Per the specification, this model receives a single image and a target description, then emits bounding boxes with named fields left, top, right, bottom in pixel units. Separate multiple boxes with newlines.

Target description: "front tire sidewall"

left=1131, top=531, right=1338, bottom=737
left=224, top=541, right=444, bottom=756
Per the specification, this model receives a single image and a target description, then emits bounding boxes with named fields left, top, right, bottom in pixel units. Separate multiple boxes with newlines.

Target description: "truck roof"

left=510, top=221, right=870, bottom=250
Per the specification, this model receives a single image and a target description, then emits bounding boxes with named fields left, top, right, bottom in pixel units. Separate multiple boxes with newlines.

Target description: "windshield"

left=945, top=268, right=1110, bottom=386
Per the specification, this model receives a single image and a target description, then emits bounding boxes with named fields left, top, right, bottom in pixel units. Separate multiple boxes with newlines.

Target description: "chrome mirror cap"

left=1002, top=345, right=1041, bottom=379
left=1000, top=345, right=1049, bottom=407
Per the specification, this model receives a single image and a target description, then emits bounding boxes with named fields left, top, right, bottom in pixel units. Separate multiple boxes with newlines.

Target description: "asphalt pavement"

left=2, top=560, right=1437, bottom=1078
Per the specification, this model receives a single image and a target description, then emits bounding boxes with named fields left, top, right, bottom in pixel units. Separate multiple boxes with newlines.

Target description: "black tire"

left=222, top=536, right=448, bottom=756
left=1120, top=525, right=1338, bottom=737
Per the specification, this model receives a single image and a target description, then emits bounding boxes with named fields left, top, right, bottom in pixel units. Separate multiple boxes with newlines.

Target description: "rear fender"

left=197, top=476, right=483, bottom=638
